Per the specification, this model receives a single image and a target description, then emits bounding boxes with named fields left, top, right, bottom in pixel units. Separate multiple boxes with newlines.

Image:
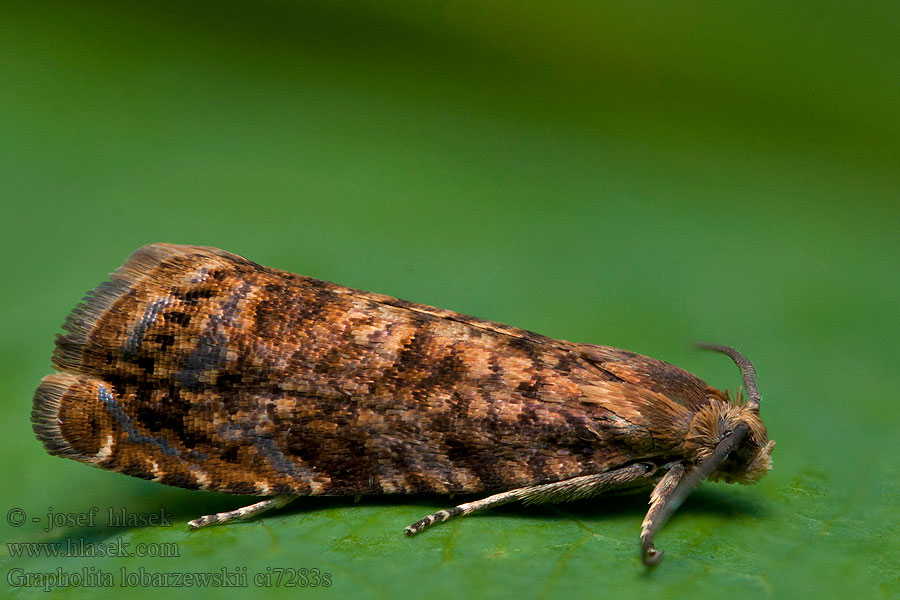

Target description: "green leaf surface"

left=1, top=2, right=898, bottom=598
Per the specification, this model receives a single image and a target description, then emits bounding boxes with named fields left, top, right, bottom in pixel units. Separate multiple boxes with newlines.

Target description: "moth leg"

left=188, top=494, right=299, bottom=530
left=640, top=424, right=750, bottom=566
left=405, top=462, right=660, bottom=536
left=640, top=462, right=686, bottom=565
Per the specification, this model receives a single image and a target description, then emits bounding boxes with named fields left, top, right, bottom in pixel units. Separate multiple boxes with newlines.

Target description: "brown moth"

left=32, top=243, right=774, bottom=566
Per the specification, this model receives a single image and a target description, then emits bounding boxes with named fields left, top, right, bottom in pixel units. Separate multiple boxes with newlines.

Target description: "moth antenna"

left=695, top=343, right=761, bottom=412
left=640, top=423, right=749, bottom=566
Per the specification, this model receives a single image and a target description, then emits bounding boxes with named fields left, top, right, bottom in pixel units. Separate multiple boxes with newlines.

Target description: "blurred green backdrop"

left=2, top=1, right=898, bottom=599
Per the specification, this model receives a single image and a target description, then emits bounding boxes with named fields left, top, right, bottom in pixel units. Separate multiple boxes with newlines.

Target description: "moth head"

left=682, top=344, right=774, bottom=484
left=685, top=400, right=774, bottom=484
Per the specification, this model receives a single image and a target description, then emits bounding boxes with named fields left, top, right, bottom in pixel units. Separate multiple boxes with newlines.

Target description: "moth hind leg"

left=405, top=462, right=659, bottom=536
left=188, top=494, right=299, bottom=530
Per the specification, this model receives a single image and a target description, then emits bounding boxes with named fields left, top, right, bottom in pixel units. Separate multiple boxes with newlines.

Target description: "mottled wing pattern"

left=33, top=244, right=704, bottom=497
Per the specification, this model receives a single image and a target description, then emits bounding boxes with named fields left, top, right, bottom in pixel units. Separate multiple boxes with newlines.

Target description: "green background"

left=2, top=2, right=898, bottom=598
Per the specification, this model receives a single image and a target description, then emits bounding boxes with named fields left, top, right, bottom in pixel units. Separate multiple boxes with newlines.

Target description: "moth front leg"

left=405, top=462, right=661, bottom=536
left=188, top=494, right=300, bottom=530
left=640, top=462, right=686, bottom=565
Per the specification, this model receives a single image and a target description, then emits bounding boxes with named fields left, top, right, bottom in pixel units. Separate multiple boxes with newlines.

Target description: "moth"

left=32, top=243, right=774, bottom=566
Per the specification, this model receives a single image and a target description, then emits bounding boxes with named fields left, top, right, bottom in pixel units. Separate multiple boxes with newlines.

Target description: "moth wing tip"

left=32, top=373, right=113, bottom=463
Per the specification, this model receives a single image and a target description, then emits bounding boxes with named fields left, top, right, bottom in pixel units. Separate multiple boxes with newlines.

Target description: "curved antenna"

left=641, top=423, right=749, bottom=566
left=695, top=343, right=761, bottom=412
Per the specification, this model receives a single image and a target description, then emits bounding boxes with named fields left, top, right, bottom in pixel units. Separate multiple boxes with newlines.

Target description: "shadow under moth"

left=32, top=243, right=774, bottom=566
